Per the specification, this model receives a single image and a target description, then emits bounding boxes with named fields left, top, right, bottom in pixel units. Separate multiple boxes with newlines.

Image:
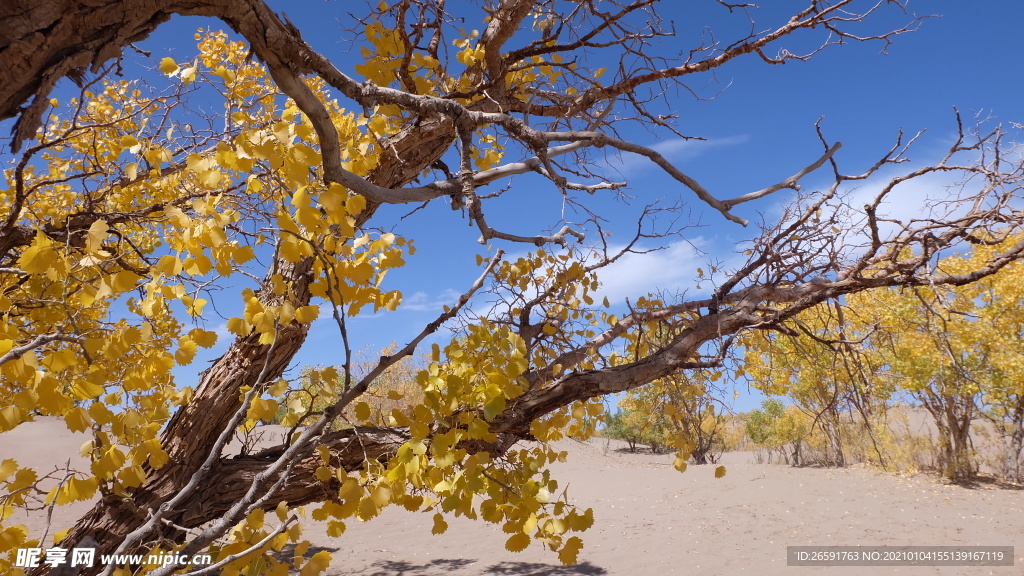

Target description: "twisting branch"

left=333, top=248, right=505, bottom=410
left=176, top=514, right=298, bottom=576
left=0, top=333, right=84, bottom=366
left=98, top=331, right=283, bottom=576
left=146, top=249, right=505, bottom=572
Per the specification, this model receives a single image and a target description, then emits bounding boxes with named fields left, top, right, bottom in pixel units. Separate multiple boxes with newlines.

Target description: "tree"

left=745, top=399, right=810, bottom=465
left=849, top=280, right=986, bottom=481
left=613, top=304, right=730, bottom=463
left=601, top=408, right=664, bottom=454
left=845, top=239, right=1024, bottom=483
left=623, top=371, right=728, bottom=463
left=2, top=1, right=1024, bottom=575
left=964, top=237, right=1024, bottom=483
left=744, top=302, right=894, bottom=468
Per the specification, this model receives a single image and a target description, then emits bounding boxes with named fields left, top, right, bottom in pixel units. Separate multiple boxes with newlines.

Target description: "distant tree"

left=744, top=302, right=895, bottom=467
left=948, top=236, right=1024, bottom=483
left=846, top=239, right=1024, bottom=483
left=601, top=410, right=643, bottom=453
left=746, top=399, right=810, bottom=465
left=616, top=370, right=726, bottom=463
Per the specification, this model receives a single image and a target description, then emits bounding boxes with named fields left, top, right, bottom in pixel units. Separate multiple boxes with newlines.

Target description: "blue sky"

left=13, top=1, right=1024, bottom=413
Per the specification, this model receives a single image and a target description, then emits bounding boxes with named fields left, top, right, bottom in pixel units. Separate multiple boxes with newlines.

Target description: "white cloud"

left=756, top=138, right=1006, bottom=261
left=844, top=170, right=966, bottom=232
left=592, top=240, right=715, bottom=304
left=607, top=134, right=751, bottom=177
left=400, top=288, right=462, bottom=312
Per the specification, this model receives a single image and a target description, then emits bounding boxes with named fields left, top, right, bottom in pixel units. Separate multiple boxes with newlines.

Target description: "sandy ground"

left=2, top=418, right=1022, bottom=575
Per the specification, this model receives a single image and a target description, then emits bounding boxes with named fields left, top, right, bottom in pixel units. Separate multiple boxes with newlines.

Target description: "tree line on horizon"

left=603, top=240, right=1024, bottom=485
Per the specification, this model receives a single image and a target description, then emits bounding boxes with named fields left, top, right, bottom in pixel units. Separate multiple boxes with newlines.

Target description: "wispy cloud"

left=845, top=170, right=971, bottom=230
left=607, top=134, right=751, bottom=178
left=400, top=288, right=462, bottom=312
left=592, top=240, right=713, bottom=304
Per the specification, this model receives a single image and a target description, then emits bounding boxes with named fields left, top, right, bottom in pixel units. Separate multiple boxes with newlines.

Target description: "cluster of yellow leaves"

left=0, top=8, right=651, bottom=569
left=200, top=502, right=331, bottom=576
left=472, top=132, right=505, bottom=171
left=352, top=7, right=577, bottom=106
left=354, top=20, right=444, bottom=96
left=245, top=310, right=600, bottom=566
left=0, top=26, right=416, bottom=571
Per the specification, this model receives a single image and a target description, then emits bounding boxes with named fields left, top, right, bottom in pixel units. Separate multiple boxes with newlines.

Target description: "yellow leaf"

left=175, top=338, right=198, bottom=365
left=189, top=328, right=218, bottom=348
left=346, top=194, right=367, bottom=216
left=8, top=468, right=36, bottom=491
left=247, top=397, right=279, bottom=422
left=483, top=396, right=505, bottom=421
left=715, top=465, right=727, bottom=479
left=156, top=255, right=183, bottom=276
left=505, top=533, right=530, bottom=553
left=18, top=233, right=60, bottom=275
left=558, top=536, right=583, bottom=565
left=85, top=219, right=109, bottom=255
left=111, top=270, right=143, bottom=292
left=0, top=459, right=18, bottom=483
left=54, top=476, right=99, bottom=505
left=148, top=445, right=169, bottom=469
left=227, top=316, right=252, bottom=336
left=522, top=513, right=538, bottom=534
left=246, top=508, right=265, bottom=529
left=198, top=169, right=222, bottom=189
left=326, top=520, right=346, bottom=537
left=299, top=550, right=332, bottom=576
left=268, top=378, right=289, bottom=397
left=317, top=445, right=331, bottom=465
left=159, top=57, right=179, bottom=75
left=93, top=446, right=126, bottom=478
left=369, top=485, right=391, bottom=508
left=353, top=402, right=371, bottom=422
left=70, top=379, right=105, bottom=400
left=212, top=65, right=236, bottom=84
left=43, top=348, right=78, bottom=371
left=64, top=407, right=91, bottom=432
left=186, top=297, right=207, bottom=316
left=164, top=205, right=191, bottom=228
left=119, top=465, right=147, bottom=488
left=379, top=291, right=401, bottom=312
left=0, top=525, right=28, bottom=549
left=295, top=305, right=319, bottom=323
left=431, top=513, right=448, bottom=535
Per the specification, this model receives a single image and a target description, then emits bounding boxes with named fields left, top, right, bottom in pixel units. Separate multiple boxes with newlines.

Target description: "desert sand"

left=2, top=418, right=1022, bottom=575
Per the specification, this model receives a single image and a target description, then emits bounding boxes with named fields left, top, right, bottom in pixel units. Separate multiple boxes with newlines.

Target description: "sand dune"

left=2, top=419, right=1022, bottom=575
